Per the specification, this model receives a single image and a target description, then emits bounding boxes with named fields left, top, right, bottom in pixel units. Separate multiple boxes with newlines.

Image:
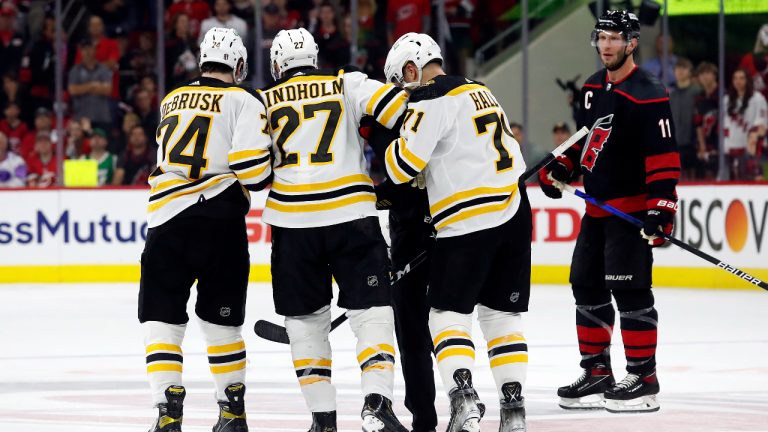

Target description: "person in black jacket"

left=539, top=10, right=680, bottom=414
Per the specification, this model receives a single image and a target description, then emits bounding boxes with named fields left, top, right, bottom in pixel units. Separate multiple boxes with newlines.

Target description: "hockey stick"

left=520, top=126, right=589, bottom=182
left=254, top=127, right=590, bottom=344
left=253, top=250, right=429, bottom=344
left=557, top=182, right=768, bottom=291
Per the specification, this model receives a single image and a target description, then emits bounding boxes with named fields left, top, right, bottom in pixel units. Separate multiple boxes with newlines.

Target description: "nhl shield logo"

left=510, top=292, right=520, bottom=303
left=367, top=275, right=379, bottom=287
left=220, top=307, right=231, bottom=317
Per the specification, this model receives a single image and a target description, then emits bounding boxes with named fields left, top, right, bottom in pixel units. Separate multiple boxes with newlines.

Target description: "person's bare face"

left=89, top=16, right=104, bottom=39
left=674, top=65, right=691, bottom=84
left=732, top=70, right=748, bottom=94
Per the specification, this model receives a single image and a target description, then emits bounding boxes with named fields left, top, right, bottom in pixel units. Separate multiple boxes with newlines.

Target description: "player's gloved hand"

left=358, top=115, right=376, bottom=141
left=374, top=179, right=396, bottom=210
left=538, top=169, right=562, bottom=199
left=641, top=198, right=677, bottom=247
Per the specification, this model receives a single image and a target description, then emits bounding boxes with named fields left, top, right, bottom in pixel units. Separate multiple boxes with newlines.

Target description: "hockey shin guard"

left=199, top=319, right=246, bottom=402
left=429, top=308, right=475, bottom=396
left=477, top=305, right=528, bottom=402
left=143, top=321, right=186, bottom=405
left=619, top=307, right=658, bottom=374
left=285, top=305, right=336, bottom=412
left=348, top=306, right=397, bottom=402
left=575, top=302, right=615, bottom=369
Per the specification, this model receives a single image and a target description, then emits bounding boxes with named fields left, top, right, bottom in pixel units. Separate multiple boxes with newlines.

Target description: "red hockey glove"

left=641, top=198, right=677, bottom=247
left=358, top=115, right=376, bottom=141
left=538, top=156, right=573, bottom=199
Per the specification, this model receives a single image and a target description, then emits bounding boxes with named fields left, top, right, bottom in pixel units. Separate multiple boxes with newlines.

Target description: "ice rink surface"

left=0, top=283, right=766, bottom=432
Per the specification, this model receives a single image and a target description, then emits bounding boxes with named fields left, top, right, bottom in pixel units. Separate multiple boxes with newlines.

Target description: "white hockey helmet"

left=270, top=28, right=319, bottom=81
left=199, top=27, right=248, bottom=83
left=384, top=32, right=443, bottom=89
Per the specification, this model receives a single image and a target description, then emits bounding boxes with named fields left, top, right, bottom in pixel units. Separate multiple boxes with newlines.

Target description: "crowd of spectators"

left=0, top=0, right=765, bottom=188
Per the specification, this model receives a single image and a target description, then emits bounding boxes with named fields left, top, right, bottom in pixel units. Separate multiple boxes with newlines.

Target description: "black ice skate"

left=148, top=385, right=185, bottom=432
left=446, top=369, right=483, bottom=432
left=557, top=364, right=615, bottom=410
left=308, top=411, right=337, bottom=432
left=360, top=393, right=408, bottom=432
left=604, top=370, right=660, bottom=413
left=498, top=382, right=525, bottom=432
left=212, top=383, right=248, bottom=432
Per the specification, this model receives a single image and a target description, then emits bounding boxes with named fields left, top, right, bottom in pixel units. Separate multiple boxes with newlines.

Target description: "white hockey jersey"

left=147, top=77, right=273, bottom=228
left=384, top=76, right=526, bottom=238
left=723, top=92, right=768, bottom=152
left=257, top=67, right=407, bottom=228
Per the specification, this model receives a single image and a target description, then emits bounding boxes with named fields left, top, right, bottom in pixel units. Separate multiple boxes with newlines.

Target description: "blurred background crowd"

left=0, top=0, right=766, bottom=189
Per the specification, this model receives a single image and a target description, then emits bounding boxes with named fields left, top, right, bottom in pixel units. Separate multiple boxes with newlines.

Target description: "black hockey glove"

left=374, top=179, right=397, bottom=210
left=359, top=115, right=401, bottom=162
left=641, top=198, right=677, bottom=247
left=538, top=156, right=573, bottom=199
left=538, top=168, right=562, bottom=199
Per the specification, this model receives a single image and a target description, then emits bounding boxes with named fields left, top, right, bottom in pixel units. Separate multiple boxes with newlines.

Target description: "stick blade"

left=253, top=319, right=290, bottom=344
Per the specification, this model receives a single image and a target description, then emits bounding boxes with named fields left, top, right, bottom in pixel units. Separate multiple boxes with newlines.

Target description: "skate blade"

left=460, top=417, right=480, bottom=432
left=558, top=394, right=606, bottom=410
left=362, top=414, right=385, bottom=432
left=605, top=395, right=660, bottom=414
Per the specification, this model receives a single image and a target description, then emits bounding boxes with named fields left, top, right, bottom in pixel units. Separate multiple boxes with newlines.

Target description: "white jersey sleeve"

left=383, top=77, right=526, bottom=238
left=343, top=71, right=408, bottom=129
left=228, top=95, right=272, bottom=189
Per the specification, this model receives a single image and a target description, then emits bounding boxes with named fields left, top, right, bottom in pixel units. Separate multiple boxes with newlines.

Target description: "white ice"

left=1, top=283, right=767, bottom=432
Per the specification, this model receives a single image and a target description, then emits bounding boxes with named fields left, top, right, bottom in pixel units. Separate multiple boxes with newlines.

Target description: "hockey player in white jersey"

left=258, top=28, right=409, bottom=432
left=375, top=33, right=532, bottom=432
left=139, top=27, right=272, bottom=432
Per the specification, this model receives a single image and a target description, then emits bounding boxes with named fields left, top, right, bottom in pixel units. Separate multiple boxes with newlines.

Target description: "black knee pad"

left=571, top=284, right=612, bottom=306
left=612, top=289, right=655, bottom=312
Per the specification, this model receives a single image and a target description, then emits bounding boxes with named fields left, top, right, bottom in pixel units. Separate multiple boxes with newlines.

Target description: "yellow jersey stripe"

left=293, top=359, right=332, bottom=368
left=210, top=360, right=247, bottom=374
left=229, top=149, right=269, bottom=163
left=397, top=138, right=427, bottom=171
left=298, top=376, right=330, bottom=386
left=434, top=191, right=517, bottom=231
left=366, top=84, right=394, bottom=115
left=146, top=343, right=182, bottom=354
left=489, top=353, right=529, bottom=368
left=147, top=174, right=236, bottom=213
left=432, top=330, right=471, bottom=346
left=431, top=184, right=518, bottom=215
left=151, top=178, right=192, bottom=194
left=487, top=334, right=526, bottom=349
left=436, top=347, right=475, bottom=362
left=266, top=193, right=375, bottom=213
left=379, top=92, right=408, bottom=126
left=272, top=174, right=373, bottom=193
left=356, top=344, right=396, bottom=363
left=207, top=341, right=246, bottom=354
left=147, top=363, right=183, bottom=373
left=386, top=144, right=411, bottom=183
left=446, top=83, right=487, bottom=97
left=237, top=163, right=269, bottom=180
left=161, top=85, right=246, bottom=107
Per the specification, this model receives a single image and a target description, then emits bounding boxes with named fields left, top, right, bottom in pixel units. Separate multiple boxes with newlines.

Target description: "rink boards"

left=0, top=184, right=766, bottom=289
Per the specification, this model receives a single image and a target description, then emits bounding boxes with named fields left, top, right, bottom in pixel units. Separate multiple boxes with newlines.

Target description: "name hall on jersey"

left=261, top=77, right=344, bottom=108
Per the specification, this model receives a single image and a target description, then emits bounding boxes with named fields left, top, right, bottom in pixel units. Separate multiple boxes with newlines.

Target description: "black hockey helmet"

left=590, top=10, right=641, bottom=47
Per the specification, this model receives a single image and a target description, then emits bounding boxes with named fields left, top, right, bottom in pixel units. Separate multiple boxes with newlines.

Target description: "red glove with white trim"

left=538, top=155, right=574, bottom=199
left=641, top=198, right=677, bottom=247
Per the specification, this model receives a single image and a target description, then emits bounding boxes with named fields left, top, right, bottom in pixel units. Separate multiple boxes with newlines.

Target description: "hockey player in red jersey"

left=539, top=10, right=680, bottom=413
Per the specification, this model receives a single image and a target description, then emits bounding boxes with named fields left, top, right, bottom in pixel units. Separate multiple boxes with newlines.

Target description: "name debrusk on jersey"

left=257, top=67, right=407, bottom=228
left=384, top=75, right=526, bottom=238
left=147, top=77, right=273, bottom=228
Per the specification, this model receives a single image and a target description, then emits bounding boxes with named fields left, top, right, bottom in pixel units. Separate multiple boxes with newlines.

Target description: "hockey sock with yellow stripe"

left=200, top=319, right=246, bottom=402
left=285, top=305, right=336, bottom=412
left=477, top=305, right=528, bottom=401
left=429, top=308, right=475, bottom=395
left=348, top=306, right=397, bottom=401
left=143, top=321, right=186, bottom=405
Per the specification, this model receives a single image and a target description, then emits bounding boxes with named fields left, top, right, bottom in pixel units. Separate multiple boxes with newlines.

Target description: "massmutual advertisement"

left=1, top=185, right=766, bottom=289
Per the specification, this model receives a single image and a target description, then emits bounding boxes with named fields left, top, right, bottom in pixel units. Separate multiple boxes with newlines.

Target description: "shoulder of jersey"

left=260, top=65, right=359, bottom=91
left=410, top=75, right=485, bottom=103
left=582, top=69, right=605, bottom=89
left=619, top=67, right=668, bottom=101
